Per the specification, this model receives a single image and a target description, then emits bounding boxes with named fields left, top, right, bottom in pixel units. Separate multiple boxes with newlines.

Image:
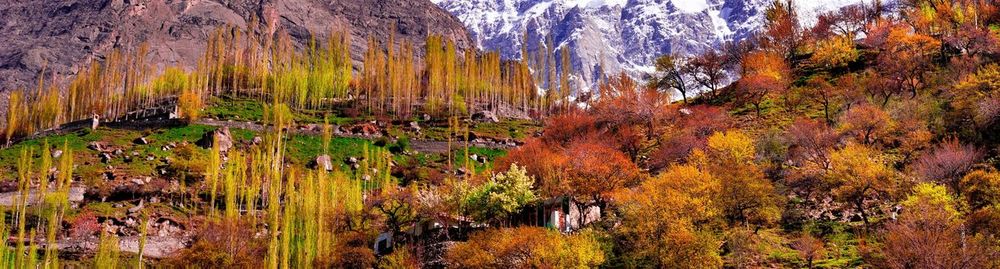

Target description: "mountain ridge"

left=0, top=0, right=474, bottom=92
left=433, top=0, right=866, bottom=90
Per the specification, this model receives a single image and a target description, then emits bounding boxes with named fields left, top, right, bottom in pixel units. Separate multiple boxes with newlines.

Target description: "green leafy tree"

left=462, top=164, right=537, bottom=223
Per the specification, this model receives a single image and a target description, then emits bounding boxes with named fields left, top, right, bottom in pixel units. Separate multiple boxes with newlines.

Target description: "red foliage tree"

left=912, top=139, right=982, bottom=192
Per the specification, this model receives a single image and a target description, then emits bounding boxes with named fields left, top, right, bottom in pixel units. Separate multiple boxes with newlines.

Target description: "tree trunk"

left=856, top=200, right=870, bottom=231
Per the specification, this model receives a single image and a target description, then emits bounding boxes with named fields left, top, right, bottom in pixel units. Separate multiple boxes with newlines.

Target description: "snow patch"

left=671, top=0, right=709, bottom=13
left=564, top=0, right=627, bottom=9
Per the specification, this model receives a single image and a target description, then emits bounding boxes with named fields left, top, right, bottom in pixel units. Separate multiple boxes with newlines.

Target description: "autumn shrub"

left=446, top=226, right=605, bottom=268
left=811, top=35, right=859, bottom=68
left=911, top=139, right=981, bottom=191
left=540, top=112, right=598, bottom=146
left=790, top=233, right=827, bottom=268
left=882, top=183, right=998, bottom=268
left=377, top=246, right=420, bottom=269
left=165, top=143, right=209, bottom=181
left=169, top=219, right=268, bottom=268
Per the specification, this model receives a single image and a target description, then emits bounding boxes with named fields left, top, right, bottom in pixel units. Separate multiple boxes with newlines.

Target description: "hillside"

left=0, top=0, right=473, bottom=91
left=3, top=0, right=1000, bottom=268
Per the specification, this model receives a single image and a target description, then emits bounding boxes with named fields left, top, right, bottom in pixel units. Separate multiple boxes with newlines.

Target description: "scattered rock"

left=133, top=137, right=149, bottom=145
left=251, top=136, right=263, bottom=145
left=51, top=150, right=63, bottom=158
left=99, top=153, right=112, bottom=163
left=421, top=114, right=431, bottom=121
left=87, top=141, right=106, bottom=151
left=472, top=110, right=499, bottom=123
left=350, top=123, right=381, bottom=137
left=469, top=154, right=479, bottom=162
left=300, top=124, right=322, bottom=132
left=313, top=155, right=334, bottom=171
left=408, top=121, right=422, bottom=132
left=346, top=157, right=359, bottom=165
left=127, top=200, right=145, bottom=215
left=131, top=178, right=145, bottom=186
left=113, top=149, right=123, bottom=156
left=155, top=218, right=184, bottom=237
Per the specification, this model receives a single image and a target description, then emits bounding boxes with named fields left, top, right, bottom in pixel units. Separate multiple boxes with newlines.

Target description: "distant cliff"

left=0, top=0, right=474, bottom=91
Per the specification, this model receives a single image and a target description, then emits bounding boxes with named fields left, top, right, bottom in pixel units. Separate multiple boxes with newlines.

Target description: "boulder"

left=472, top=110, right=499, bottom=123
left=251, top=136, right=263, bottom=145
left=51, top=150, right=63, bottom=159
left=133, top=137, right=149, bottom=145
left=313, top=155, right=334, bottom=171
left=91, top=114, right=100, bottom=130
left=408, top=121, right=422, bottom=132
left=197, top=127, right=234, bottom=152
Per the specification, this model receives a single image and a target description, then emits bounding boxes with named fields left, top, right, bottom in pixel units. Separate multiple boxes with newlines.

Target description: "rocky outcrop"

left=0, top=0, right=474, bottom=91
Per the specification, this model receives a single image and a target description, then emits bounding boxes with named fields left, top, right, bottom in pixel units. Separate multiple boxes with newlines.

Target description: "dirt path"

left=53, top=235, right=189, bottom=259
left=0, top=186, right=86, bottom=206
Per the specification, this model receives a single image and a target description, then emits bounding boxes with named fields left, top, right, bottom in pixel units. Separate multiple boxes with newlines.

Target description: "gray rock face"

left=0, top=0, right=474, bottom=91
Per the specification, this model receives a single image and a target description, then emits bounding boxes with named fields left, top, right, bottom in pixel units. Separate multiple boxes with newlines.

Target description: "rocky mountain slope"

left=432, top=0, right=865, bottom=90
left=0, top=0, right=473, bottom=91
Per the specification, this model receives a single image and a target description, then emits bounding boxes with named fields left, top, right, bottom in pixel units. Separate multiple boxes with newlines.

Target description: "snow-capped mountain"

left=432, top=0, right=864, bottom=90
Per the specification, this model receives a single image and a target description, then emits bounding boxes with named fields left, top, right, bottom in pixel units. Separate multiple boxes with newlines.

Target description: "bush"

left=447, top=226, right=605, bottom=268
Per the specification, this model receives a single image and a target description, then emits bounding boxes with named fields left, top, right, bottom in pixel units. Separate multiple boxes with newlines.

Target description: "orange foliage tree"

left=615, top=164, right=723, bottom=268
left=695, top=130, right=783, bottom=227
left=738, top=50, right=790, bottom=116
left=825, top=143, right=897, bottom=229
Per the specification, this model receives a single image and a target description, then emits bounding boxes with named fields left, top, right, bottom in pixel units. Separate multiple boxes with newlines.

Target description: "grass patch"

left=452, top=147, right=508, bottom=173
left=204, top=95, right=358, bottom=125
left=283, top=134, right=377, bottom=168
left=203, top=96, right=265, bottom=122
left=472, top=120, right=541, bottom=140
